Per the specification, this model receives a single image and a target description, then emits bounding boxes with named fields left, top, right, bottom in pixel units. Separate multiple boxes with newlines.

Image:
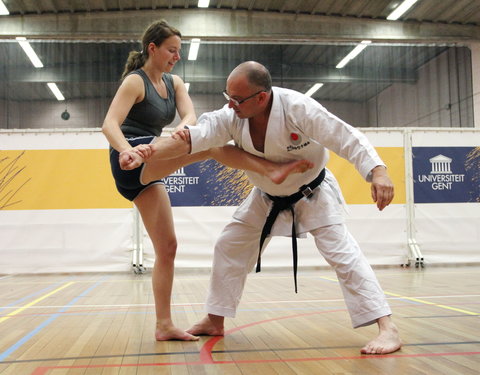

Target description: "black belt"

left=257, top=168, right=326, bottom=293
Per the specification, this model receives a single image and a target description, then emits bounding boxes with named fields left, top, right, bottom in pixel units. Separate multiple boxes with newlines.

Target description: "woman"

left=102, top=20, right=312, bottom=341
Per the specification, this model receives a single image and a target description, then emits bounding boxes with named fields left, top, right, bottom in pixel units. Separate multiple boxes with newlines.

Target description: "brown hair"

left=121, top=20, right=181, bottom=80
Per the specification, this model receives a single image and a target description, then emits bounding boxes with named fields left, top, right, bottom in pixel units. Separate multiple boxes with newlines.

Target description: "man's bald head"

left=228, top=61, right=272, bottom=92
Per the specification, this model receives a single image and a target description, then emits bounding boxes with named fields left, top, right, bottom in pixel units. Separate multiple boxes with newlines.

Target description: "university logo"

left=162, top=160, right=251, bottom=206
left=162, top=166, right=199, bottom=193
left=429, top=154, right=452, bottom=174
left=417, top=153, right=464, bottom=191
left=413, top=147, right=478, bottom=203
left=170, top=167, right=186, bottom=176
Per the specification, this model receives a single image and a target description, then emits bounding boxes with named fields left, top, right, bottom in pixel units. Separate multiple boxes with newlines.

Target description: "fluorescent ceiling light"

left=185, top=83, right=190, bottom=92
left=305, top=83, right=324, bottom=97
left=16, top=37, right=44, bottom=68
left=0, top=1, right=9, bottom=15
left=387, top=0, right=419, bottom=21
left=188, top=38, right=201, bottom=60
left=47, top=83, right=65, bottom=101
left=198, top=0, right=210, bottom=7
left=336, top=40, right=371, bottom=69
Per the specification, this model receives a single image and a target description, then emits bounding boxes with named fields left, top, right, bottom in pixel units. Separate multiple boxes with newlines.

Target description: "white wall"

left=369, top=48, right=474, bottom=128
left=470, top=42, right=480, bottom=128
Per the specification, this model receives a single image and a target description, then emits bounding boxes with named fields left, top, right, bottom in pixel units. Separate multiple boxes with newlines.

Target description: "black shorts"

left=109, top=136, right=163, bottom=201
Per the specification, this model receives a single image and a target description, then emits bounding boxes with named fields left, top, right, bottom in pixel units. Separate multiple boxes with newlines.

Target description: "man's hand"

left=172, top=127, right=191, bottom=143
left=370, top=166, right=394, bottom=211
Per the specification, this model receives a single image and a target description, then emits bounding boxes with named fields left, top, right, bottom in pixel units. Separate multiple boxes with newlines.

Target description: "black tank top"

left=121, top=69, right=176, bottom=137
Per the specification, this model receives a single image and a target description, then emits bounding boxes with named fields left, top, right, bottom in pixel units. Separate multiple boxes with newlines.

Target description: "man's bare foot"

left=186, top=314, right=225, bottom=336
left=361, top=316, right=402, bottom=354
left=269, top=159, right=314, bottom=184
left=155, top=326, right=199, bottom=341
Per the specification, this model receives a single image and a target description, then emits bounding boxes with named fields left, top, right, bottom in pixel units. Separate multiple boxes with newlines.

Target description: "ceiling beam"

left=0, top=62, right=418, bottom=84
left=0, top=9, right=479, bottom=43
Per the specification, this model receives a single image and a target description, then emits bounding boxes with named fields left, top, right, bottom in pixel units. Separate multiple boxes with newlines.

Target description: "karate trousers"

left=205, top=219, right=392, bottom=328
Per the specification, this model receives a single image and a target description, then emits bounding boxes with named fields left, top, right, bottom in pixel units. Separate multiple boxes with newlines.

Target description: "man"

left=121, top=61, right=402, bottom=354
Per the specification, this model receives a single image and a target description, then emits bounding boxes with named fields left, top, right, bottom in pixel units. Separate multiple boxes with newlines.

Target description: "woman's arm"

left=101, top=74, right=144, bottom=152
left=172, top=75, right=196, bottom=130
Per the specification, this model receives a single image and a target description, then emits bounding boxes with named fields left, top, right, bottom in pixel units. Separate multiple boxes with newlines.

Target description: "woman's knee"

left=154, top=238, right=178, bottom=262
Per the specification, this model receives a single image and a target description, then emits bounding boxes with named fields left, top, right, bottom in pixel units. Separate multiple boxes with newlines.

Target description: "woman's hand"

left=132, top=143, right=153, bottom=159
left=119, top=149, right=144, bottom=170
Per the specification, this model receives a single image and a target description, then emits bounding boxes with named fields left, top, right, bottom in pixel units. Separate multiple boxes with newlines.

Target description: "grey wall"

left=0, top=47, right=475, bottom=130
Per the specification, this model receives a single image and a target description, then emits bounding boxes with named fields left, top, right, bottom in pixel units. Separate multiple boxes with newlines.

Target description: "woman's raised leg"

left=142, top=144, right=313, bottom=185
left=207, top=145, right=313, bottom=184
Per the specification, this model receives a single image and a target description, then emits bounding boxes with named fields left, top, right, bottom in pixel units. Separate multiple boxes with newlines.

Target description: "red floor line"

left=30, top=351, right=480, bottom=375
left=29, top=308, right=480, bottom=374
left=200, top=308, right=345, bottom=363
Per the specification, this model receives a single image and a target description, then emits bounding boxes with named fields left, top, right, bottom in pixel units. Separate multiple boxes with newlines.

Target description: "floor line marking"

left=318, top=275, right=479, bottom=316
left=384, top=291, right=479, bottom=316
left=0, top=278, right=106, bottom=362
left=0, top=341, right=478, bottom=365
left=29, top=351, right=480, bottom=375
left=3, top=293, right=479, bottom=310
left=0, top=278, right=74, bottom=314
left=0, top=282, right=75, bottom=324
left=2, top=300, right=480, bottom=320
left=200, top=309, right=346, bottom=363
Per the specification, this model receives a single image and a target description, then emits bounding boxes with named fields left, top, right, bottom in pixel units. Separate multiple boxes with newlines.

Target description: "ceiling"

left=0, top=0, right=479, bottom=105
left=2, top=0, right=480, bottom=26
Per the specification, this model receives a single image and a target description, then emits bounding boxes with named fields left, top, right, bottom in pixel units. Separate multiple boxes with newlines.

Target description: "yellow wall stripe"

left=1, top=149, right=131, bottom=210
left=327, top=147, right=406, bottom=204
left=1, top=146, right=405, bottom=210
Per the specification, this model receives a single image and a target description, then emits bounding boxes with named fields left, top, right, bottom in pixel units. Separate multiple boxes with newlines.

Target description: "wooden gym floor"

left=0, top=265, right=479, bottom=375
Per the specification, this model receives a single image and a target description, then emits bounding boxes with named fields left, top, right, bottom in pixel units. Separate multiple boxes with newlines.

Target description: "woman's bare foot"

left=186, top=314, right=225, bottom=336
left=155, top=325, right=199, bottom=341
left=361, top=316, right=402, bottom=354
left=268, top=159, right=314, bottom=184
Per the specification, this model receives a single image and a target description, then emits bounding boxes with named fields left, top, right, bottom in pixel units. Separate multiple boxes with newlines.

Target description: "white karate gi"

left=188, top=87, right=392, bottom=328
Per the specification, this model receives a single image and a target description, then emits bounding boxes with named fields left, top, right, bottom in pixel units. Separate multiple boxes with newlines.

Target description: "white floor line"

left=1, top=294, right=479, bottom=310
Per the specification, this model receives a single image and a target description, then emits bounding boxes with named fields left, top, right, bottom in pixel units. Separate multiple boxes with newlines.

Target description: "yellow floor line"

left=318, top=276, right=478, bottom=316
left=385, top=291, right=479, bottom=316
left=0, top=282, right=75, bottom=324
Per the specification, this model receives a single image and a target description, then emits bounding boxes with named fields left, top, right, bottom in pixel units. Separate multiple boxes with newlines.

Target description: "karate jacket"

left=188, top=87, right=385, bottom=236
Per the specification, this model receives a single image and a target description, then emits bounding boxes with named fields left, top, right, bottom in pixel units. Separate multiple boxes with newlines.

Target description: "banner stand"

left=132, top=206, right=146, bottom=274
left=404, top=130, right=425, bottom=268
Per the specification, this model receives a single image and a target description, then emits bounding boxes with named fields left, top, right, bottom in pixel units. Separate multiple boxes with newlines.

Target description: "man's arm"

left=370, top=165, right=394, bottom=211
left=118, top=132, right=191, bottom=170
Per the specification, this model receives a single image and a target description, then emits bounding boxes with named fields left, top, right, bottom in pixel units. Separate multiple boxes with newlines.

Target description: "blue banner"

left=412, top=147, right=480, bottom=203
left=162, top=160, right=252, bottom=207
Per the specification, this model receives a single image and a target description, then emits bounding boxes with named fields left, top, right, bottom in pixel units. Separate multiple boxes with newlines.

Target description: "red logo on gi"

left=290, top=132, right=302, bottom=146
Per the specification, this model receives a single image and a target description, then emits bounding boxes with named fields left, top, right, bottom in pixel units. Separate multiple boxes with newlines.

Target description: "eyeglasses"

left=223, top=90, right=266, bottom=106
